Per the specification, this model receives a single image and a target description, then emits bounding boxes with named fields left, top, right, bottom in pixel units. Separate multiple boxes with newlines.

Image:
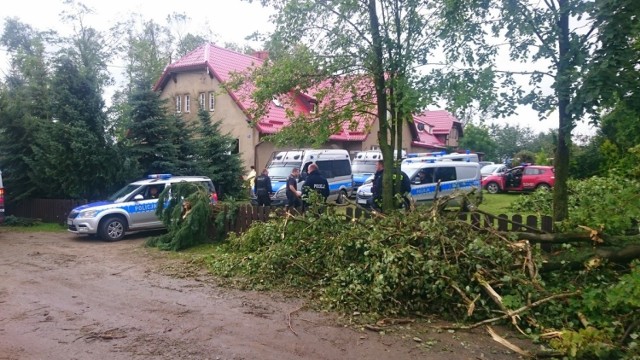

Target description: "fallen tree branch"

left=486, top=325, right=531, bottom=358
left=435, top=291, right=580, bottom=330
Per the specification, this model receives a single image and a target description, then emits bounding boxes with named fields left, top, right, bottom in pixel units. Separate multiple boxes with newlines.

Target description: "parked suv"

left=67, top=174, right=217, bottom=241
left=482, top=165, right=554, bottom=194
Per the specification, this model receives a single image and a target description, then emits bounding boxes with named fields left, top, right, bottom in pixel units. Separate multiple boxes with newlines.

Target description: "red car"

left=482, top=165, right=555, bottom=194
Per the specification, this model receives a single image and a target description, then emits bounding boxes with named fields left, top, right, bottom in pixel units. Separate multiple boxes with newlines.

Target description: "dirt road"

left=0, top=230, right=531, bottom=359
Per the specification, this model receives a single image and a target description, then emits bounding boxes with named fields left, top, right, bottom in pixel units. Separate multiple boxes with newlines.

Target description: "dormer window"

left=272, top=96, right=283, bottom=108
left=417, top=123, right=425, bottom=132
left=310, top=102, right=318, bottom=114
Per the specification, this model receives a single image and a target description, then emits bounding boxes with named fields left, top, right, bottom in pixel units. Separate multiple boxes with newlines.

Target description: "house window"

left=417, top=123, right=425, bottom=132
left=185, top=95, right=191, bottom=113
left=199, top=93, right=205, bottom=110
left=175, top=95, right=181, bottom=113
left=310, top=102, right=318, bottom=114
left=209, top=92, right=215, bottom=112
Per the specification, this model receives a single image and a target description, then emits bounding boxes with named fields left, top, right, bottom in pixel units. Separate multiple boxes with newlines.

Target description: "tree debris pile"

left=202, top=202, right=639, bottom=358
left=206, top=207, right=548, bottom=319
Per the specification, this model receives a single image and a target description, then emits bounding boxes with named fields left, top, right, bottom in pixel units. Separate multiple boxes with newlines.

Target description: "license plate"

left=357, top=199, right=367, bottom=205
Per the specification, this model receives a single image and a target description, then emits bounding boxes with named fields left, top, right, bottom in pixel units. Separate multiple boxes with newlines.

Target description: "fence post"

left=511, top=214, right=523, bottom=232
left=497, top=214, right=509, bottom=231
left=526, top=215, right=539, bottom=233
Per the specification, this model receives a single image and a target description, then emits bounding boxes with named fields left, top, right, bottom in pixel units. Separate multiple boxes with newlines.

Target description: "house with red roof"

left=153, top=43, right=463, bottom=172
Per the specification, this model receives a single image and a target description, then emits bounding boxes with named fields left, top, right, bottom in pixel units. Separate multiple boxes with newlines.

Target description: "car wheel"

left=99, top=216, right=126, bottom=242
left=336, top=190, right=348, bottom=204
left=536, top=183, right=551, bottom=191
left=486, top=182, right=500, bottom=194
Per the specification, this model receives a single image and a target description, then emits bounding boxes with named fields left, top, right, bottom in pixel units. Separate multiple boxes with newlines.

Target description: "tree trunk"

left=368, top=0, right=394, bottom=211
left=553, top=0, right=572, bottom=224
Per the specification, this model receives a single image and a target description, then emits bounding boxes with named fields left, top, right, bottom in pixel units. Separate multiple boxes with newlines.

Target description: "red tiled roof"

left=411, top=118, right=446, bottom=149
left=153, top=43, right=297, bottom=135
left=414, top=110, right=460, bottom=135
left=154, top=44, right=460, bottom=143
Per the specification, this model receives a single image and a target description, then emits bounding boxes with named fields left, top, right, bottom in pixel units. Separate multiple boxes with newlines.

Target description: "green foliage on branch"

left=509, top=176, right=640, bottom=235
left=145, top=182, right=212, bottom=251
left=205, top=205, right=545, bottom=320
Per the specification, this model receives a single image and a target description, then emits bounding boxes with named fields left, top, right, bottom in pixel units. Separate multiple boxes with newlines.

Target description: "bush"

left=508, top=175, right=640, bottom=235
left=1, top=215, right=42, bottom=227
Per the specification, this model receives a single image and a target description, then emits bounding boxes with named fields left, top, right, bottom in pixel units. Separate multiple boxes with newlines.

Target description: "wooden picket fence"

left=6, top=199, right=553, bottom=235
left=219, top=204, right=553, bottom=235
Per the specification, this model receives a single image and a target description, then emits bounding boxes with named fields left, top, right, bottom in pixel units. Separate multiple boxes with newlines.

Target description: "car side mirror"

left=134, top=194, right=144, bottom=201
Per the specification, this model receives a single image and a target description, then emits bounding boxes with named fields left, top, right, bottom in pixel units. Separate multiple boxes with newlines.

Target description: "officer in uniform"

left=254, top=168, right=273, bottom=206
left=302, top=163, right=329, bottom=210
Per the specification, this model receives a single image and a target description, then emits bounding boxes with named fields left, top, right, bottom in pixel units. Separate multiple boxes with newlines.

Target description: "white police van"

left=67, top=174, right=217, bottom=241
left=351, top=150, right=406, bottom=196
left=261, top=149, right=353, bottom=206
left=356, top=159, right=482, bottom=208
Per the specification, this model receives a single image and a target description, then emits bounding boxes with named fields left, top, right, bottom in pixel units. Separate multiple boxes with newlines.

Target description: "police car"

left=67, top=174, right=217, bottom=241
left=356, top=160, right=482, bottom=208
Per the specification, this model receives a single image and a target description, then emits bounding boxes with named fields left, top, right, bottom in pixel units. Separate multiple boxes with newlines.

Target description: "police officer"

left=371, top=160, right=411, bottom=210
left=254, top=168, right=273, bottom=206
left=302, top=163, right=329, bottom=211
left=286, top=167, right=302, bottom=213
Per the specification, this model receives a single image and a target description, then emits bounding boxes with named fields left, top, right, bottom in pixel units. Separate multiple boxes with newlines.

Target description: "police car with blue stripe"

left=356, top=155, right=482, bottom=208
left=67, top=174, right=217, bottom=241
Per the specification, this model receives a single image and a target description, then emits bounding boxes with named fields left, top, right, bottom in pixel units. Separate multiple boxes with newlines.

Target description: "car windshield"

left=266, top=164, right=299, bottom=179
left=352, top=162, right=377, bottom=174
left=107, top=184, right=141, bottom=202
left=481, top=164, right=502, bottom=175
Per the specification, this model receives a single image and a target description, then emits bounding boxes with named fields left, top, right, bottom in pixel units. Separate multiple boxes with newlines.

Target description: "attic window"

left=417, top=123, right=425, bottom=132
left=310, top=102, right=318, bottom=114
left=272, top=96, right=283, bottom=108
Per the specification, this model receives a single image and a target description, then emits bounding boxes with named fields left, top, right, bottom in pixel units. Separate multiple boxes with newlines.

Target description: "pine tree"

left=195, top=108, right=244, bottom=199
left=169, top=113, right=199, bottom=176
left=127, top=82, right=179, bottom=175
left=29, top=56, right=123, bottom=199
left=0, top=19, right=52, bottom=201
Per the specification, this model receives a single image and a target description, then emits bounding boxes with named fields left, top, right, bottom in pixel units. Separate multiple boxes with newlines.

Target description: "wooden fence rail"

left=6, top=199, right=553, bottom=234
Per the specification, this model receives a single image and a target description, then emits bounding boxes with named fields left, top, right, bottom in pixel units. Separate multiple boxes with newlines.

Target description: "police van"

left=356, top=160, right=482, bottom=208
left=0, top=170, right=4, bottom=223
left=261, top=149, right=353, bottom=206
left=402, top=151, right=480, bottom=164
left=67, top=174, right=217, bottom=241
left=351, top=150, right=406, bottom=195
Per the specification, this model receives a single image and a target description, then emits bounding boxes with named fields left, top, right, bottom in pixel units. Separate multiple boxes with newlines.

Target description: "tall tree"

left=29, top=56, right=122, bottom=198
left=457, top=123, right=497, bottom=161
left=126, top=83, right=179, bottom=175
left=0, top=19, right=53, bottom=201
left=239, top=0, right=437, bottom=211
left=436, top=0, right=614, bottom=222
left=194, top=108, right=244, bottom=199
left=489, top=124, right=536, bottom=163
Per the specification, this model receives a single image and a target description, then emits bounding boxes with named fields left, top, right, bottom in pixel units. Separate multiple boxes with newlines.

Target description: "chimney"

left=252, top=50, right=269, bottom=60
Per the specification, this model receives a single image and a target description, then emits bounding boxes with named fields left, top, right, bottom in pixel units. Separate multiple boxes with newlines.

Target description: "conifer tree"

left=195, top=108, right=244, bottom=199
left=127, top=82, right=179, bottom=176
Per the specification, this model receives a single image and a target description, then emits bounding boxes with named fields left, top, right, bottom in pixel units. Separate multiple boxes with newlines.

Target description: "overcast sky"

left=1, top=0, right=596, bottom=137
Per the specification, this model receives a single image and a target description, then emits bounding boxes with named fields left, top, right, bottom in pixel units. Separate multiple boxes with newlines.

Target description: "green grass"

left=0, top=222, right=67, bottom=232
left=478, top=192, right=535, bottom=216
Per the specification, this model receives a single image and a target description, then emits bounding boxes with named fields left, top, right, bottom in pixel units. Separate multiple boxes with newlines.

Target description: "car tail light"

left=211, top=192, right=218, bottom=204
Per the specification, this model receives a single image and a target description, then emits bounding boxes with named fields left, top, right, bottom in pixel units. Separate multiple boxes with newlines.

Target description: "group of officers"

left=249, top=163, right=329, bottom=210
left=248, top=159, right=410, bottom=211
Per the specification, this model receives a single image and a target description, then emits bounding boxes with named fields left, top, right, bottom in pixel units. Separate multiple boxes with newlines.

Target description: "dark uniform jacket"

left=254, top=174, right=273, bottom=195
left=302, top=170, right=330, bottom=200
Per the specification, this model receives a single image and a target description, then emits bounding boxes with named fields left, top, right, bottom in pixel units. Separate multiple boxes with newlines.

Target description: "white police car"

left=356, top=161, right=482, bottom=208
left=67, top=174, right=217, bottom=241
